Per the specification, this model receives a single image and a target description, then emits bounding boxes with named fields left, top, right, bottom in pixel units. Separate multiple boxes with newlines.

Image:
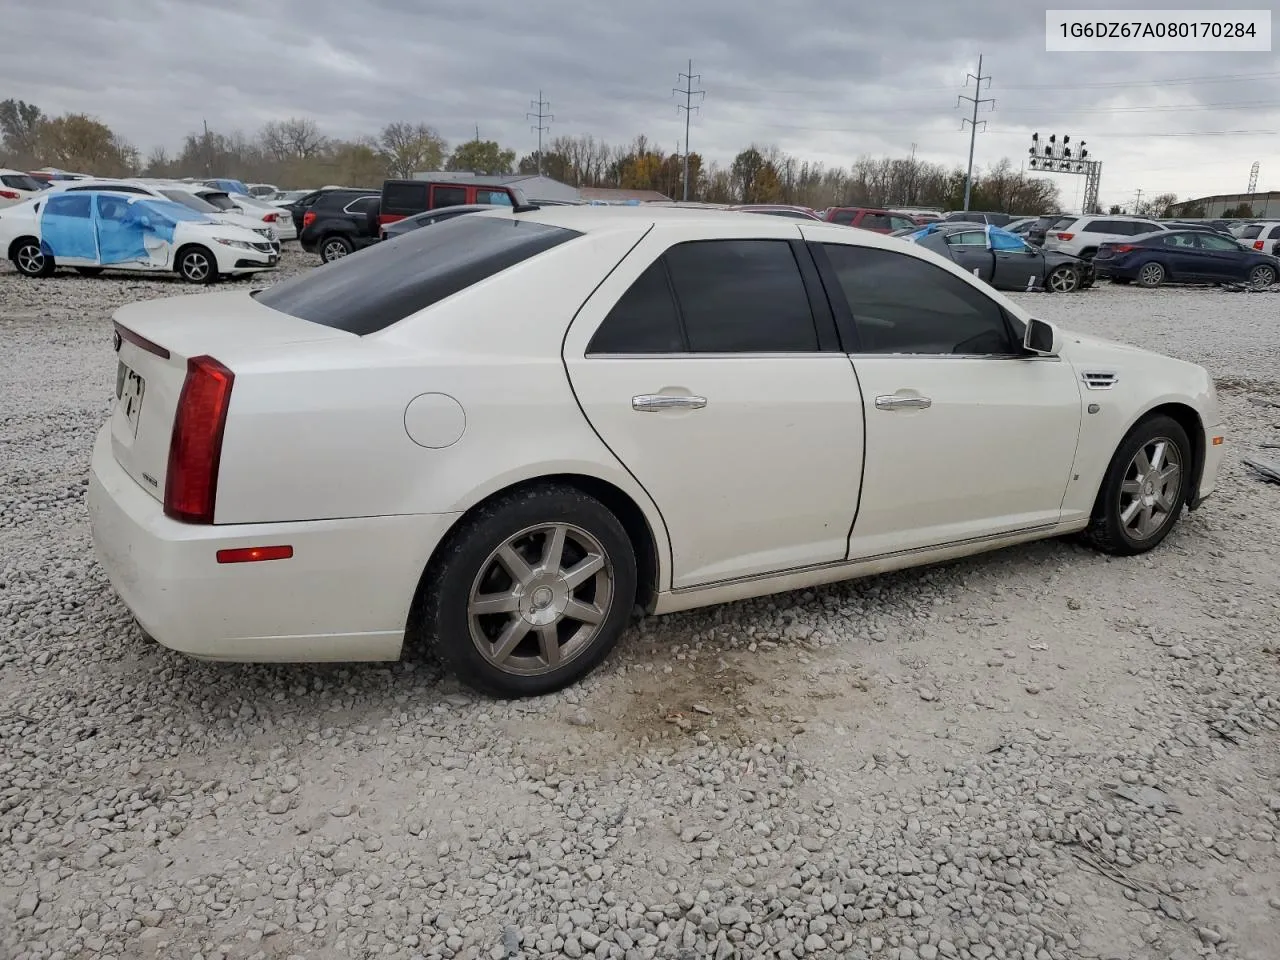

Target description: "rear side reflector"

left=165, top=356, right=234, bottom=524
left=114, top=321, right=171, bottom=359
left=1212, top=436, right=1224, bottom=446
left=216, top=545, right=293, bottom=564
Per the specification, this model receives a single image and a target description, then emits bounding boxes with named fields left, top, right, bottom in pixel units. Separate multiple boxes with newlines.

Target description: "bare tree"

left=378, top=122, right=447, bottom=178
left=259, top=117, right=328, bottom=162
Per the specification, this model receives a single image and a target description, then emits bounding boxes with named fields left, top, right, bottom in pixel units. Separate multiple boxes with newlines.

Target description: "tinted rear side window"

left=255, top=216, right=581, bottom=335
left=382, top=181, right=428, bottom=214
left=664, top=240, right=819, bottom=353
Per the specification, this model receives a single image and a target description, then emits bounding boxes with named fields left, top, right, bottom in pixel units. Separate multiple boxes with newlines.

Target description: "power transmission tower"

left=527, top=91, right=553, bottom=176
left=956, top=55, right=995, bottom=212
left=1248, top=160, right=1259, bottom=194
left=673, top=60, right=705, bottom=202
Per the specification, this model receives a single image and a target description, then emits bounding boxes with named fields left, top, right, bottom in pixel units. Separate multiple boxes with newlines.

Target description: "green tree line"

left=2, top=97, right=1070, bottom=212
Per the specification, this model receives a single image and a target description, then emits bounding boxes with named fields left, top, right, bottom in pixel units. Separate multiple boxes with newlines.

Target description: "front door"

left=1193, top=232, right=1251, bottom=280
left=990, top=232, right=1046, bottom=291
left=39, top=192, right=99, bottom=265
left=941, top=229, right=994, bottom=282
left=563, top=228, right=864, bottom=589
left=809, top=237, right=1082, bottom=558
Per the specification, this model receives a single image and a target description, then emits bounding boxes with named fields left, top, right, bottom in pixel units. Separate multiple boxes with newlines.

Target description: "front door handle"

left=632, top=394, right=708, bottom=412
left=875, top=395, right=932, bottom=410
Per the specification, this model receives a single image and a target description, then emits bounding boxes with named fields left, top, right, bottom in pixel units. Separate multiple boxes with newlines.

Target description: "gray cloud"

left=2, top=0, right=1276, bottom=208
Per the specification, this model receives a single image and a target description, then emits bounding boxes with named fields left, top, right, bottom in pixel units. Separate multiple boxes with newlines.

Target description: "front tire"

left=419, top=484, right=638, bottom=698
left=1136, top=261, right=1165, bottom=288
left=1045, top=264, right=1080, bottom=293
left=13, top=239, right=54, bottom=277
left=1248, top=263, right=1276, bottom=290
left=319, top=235, right=353, bottom=263
left=176, top=245, right=217, bottom=284
left=1084, top=415, right=1191, bottom=556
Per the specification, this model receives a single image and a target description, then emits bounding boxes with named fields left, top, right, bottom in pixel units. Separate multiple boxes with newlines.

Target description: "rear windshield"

left=382, top=181, right=429, bottom=215
left=254, top=215, right=581, bottom=335
left=199, top=191, right=236, bottom=211
left=160, top=190, right=219, bottom=213
left=2, top=173, right=43, bottom=191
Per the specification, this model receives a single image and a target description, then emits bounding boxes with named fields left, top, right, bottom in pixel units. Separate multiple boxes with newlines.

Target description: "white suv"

left=1236, top=221, right=1280, bottom=256
left=1043, top=215, right=1167, bottom=260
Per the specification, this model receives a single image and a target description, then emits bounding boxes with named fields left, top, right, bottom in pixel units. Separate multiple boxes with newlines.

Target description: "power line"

left=957, top=54, right=995, bottom=212
left=673, top=60, right=705, bottom=202
left=526, top=90, right=553, bottom=176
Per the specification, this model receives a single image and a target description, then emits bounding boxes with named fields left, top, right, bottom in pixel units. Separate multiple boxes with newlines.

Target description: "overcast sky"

left=2, top=0, right=1276, bottom=210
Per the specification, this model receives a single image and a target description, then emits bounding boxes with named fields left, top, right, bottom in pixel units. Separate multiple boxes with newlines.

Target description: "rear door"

left=562, top=222, right=864, bottom=589
left=39, top=192, right=98, bottom=264
left=942, top=229, right=994, bottom=281
left=93, top=194, right=151, bottom=265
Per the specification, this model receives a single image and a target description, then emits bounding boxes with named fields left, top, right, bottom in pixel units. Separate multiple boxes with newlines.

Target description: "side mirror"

left=1024, top=318, right=1060, bottom=356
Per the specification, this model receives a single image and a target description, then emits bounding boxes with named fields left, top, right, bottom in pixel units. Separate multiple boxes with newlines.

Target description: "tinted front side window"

left=1199, top=234, right=1240, bottom=251
left=587, top=260, right=684, bottom=355
left=664, top=240, right=819, bottom=353
left=255, top=217, right=581, bottom=335
left=821, top=244, right=1014, bottom=355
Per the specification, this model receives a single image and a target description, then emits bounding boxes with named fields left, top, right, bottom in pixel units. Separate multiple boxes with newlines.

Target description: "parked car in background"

left=1234, top=221, right=1280, bottom=256
left=1043, top=215, right=1167, bottom=261
left=0, top=190, right=277, bottom=282
left=890, top=208, right=942, bottom=223
left=379, top=203, right=498, bottom=241
left=279, top=186, right=380, bottom=234
left=1093, top=230, right=1278, bottom=289
left=269, top=189, right=311, bottom=208
left=1016, top=215, right=1063, bottom=247
left=378, top=179, right=524, bottom=229
left=299, top=187, right=382, bottom=261
left=47, top=179, right=282, bottom=252
left=728, top=204, right=824, bottom=220
left=201, top=178, right=250, bottom=195
left=941, top=210, right=1016, bottom=227
left=0, top=169, right=46, bottom=208
left=823, top=207, right=920, bottom=232
left=225, top=192, right=298, bottom=241
left=906, top=222, right=1094, bottom=292
left=246, top=183, right=280, bottom=199
left=86, top=206, right=1224, bottom=697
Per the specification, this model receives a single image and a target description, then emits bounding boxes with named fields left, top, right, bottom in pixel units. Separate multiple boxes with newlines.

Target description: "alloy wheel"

left=323, top=239, right=349, bottom=261
left=1047, top=265, right=1078, bottom=293
left=1118, top=437, right=1182, bottom=541
left=16, top=244, right=44, bottom=275
left=1249, top=264, right=1276, bottom=290
left=466, top=522, right=613, bottom=677
left=1139, top=263, right=1164, bottom=286
left=182, top=252, right=211, bottom=281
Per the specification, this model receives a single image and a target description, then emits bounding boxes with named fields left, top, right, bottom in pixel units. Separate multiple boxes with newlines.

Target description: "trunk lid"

left=108, top=290, right=354, bottom=503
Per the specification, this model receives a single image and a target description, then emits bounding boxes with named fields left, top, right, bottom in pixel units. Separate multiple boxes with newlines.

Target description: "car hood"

left=1043, top=249, right=1088, bottom=266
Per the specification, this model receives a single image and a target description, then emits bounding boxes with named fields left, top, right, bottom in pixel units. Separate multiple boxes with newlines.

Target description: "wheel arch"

left=7, top=234, right=41, bottom=261
left=1087, top=401, right=1205, bottom=518
left=174, top=241, right=213, bottom=269
left=404, top=472, right=666, bottom=654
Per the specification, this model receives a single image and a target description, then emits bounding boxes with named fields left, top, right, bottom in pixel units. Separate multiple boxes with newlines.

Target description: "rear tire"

left=176, top=245, right=218, bottom=284
left=319, top=235, right=353, bottom=263
left=12, top=238, right=54, bottom=277
left=418, top=484, right=638, bottom=699
left=1083, top=415, right=1191, bottom=556
left=1136, top=261, right=1165, bottom=288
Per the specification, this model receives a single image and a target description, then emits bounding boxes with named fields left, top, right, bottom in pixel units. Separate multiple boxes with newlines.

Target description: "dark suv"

left=298, top=189, right=382, bottom=262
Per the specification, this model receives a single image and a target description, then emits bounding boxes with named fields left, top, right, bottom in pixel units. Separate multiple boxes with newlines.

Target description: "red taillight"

left=164, top=356, right=234, bottom=525
left=302, top=211, right=316, bottom=228
left=216, top=545, right=293, bottom=564
left=1254, top=240, right=1265, bottom=250
left=1110, top=244, right=1136, bottom=254
left=0, top=189, right=19, bottom=200
left=1055, top=232, right=1074, bottom=241
left=262, top=212, right=278, bottom=222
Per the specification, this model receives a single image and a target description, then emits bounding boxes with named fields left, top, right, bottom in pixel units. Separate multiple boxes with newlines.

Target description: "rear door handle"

left=875, top=395, right=932, bottom=410
left=632, top=394, right=707, bottom=412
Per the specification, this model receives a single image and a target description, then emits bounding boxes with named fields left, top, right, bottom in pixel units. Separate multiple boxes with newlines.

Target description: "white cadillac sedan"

left=87, top=207, right=1224, bottom=697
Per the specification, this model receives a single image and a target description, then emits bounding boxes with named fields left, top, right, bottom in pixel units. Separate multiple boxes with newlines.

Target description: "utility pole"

left=202, top=118, right=211, bottom=176
left=903, top=142, right=917, bottom=205
left=527, top=91, right=553, bottom=176
left=674, top=60, right=705, bottom=202
left=1133, top=188, right=1143, bottom=214
left=957, top=55, right=995, bottom=212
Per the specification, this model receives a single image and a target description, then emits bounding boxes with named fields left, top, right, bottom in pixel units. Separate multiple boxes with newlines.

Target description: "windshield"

left=160, top=190, right=220, bottom=213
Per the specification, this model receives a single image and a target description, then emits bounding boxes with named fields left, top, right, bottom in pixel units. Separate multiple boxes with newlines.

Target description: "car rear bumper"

left=87, top=424, right=460, bottom=662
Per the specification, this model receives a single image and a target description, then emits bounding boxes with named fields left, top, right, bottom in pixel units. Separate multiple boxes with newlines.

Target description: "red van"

left=377, top=179, right=526, bottom=227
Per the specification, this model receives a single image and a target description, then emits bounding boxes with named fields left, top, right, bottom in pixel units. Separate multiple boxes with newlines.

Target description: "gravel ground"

left=1, top=248, right=1278, bottom=960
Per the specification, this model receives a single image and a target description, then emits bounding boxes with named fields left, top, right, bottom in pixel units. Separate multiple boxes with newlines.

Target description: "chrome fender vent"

left=1082, top=371, right=1118, bottom=390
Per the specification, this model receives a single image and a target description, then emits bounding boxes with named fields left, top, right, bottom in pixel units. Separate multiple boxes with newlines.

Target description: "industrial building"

left=1168, top=192, right=1280, bottom=218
